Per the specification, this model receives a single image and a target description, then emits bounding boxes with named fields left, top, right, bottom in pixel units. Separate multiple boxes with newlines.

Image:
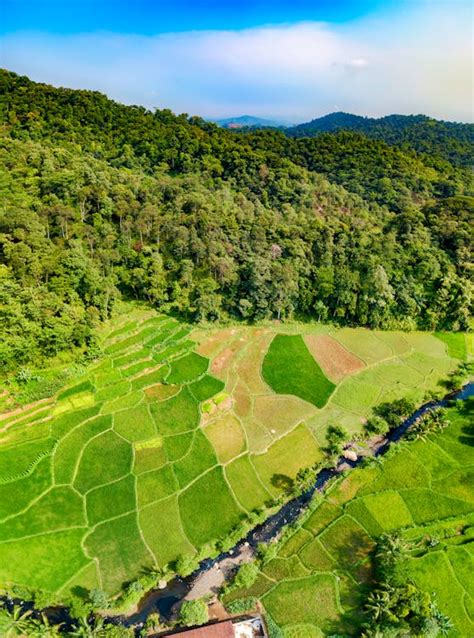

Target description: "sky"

left=0, top=0, right=472, bottom=122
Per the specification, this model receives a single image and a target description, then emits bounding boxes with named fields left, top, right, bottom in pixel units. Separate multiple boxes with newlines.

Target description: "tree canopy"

left=0, top=69, right=472, bottom=372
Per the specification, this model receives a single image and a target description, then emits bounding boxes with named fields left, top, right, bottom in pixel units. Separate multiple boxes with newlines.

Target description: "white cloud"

left=0, top=2, right=472, bottom=121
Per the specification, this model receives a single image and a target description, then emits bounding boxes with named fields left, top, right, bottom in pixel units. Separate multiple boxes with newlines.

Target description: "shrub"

left=179, top=599, right=208, bottom=627
left=225, top=596, right=258, bottom=614
left=234, top=562, right=260, bottom=589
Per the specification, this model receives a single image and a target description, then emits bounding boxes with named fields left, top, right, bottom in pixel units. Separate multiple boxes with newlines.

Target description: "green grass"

left=73, top=430, right=132, bottom=493
left=150, top=387, right=199, bottom=435
left=139, top=496, right=196, bottom=567
left=84, top=512, right=152, bottom=593
left=137, top=464, right=178, bottom=507
left=262, top=335, right=335, bottom=408
left=226, top=399, right=473, bottom=635
left=113, top=404, right=156, bottom=442
left=179, top=467, right=243, bottom=547
left=166, top=352, right=209, bottom=384
left=0, top=310, right=468, bottom=606
left=262, top=575, right=340, bottom=628
left=188, top=374, right=225, bottom=401
left=405, top=551, right=473, bottom=635
left=133, top=443, right=167, bottom=475
left=225, top=455, right=272, bottom=512
left=164, top=431, right=194, bottom=462
left=0, top=486, right=85, bottom=540
left=0, top=455, right=52, bottom=519
left=0, top=528, right=89, bottom=593
left=53, top=414, right=112, bottom=484
left=434, top=332, right=467, bottom=360
left=252, top=424, right=323, bottom=495
left=0, top=437, right=56, bottom=482
left=173, top=430, right=218, bottom=488
left=131, top=366, right=170, bottom=391
left=358, top=491, right=414, bottom=531
left=86, top=474, right=136, bottom=525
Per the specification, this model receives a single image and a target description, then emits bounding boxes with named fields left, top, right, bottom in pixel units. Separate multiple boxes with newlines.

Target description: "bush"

left=234, top=562, right=259, bottom=589
left=225, top=596, right=258, bottom=614
left=364, top=416, right=388, bottom=435
left=89, top=588, right=109, bottom=609
left=179, top=599, right=209, bottom=627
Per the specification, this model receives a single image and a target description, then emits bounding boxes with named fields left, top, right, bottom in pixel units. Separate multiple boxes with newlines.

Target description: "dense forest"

left=287, top=111, right=474, bottom=167
left=0, top=69, right=473, bottom=372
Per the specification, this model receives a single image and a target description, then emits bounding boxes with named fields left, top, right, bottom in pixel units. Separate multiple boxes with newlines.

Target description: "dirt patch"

left=195, top=328, right=240, bottom=358
left=211, top=347, right=236, bottom=377
left=234, top=382, right=252, bottom=418
left=304, top=334, right=365, bottom=383
left=144, top=384, right=180, bottom=401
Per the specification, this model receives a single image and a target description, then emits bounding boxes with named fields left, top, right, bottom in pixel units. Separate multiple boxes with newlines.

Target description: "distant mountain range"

left=286, top=112, right=473, bottom=166
left=211, top=115, right=290, bottom=129
left=212, top=111, right=472, bottom=166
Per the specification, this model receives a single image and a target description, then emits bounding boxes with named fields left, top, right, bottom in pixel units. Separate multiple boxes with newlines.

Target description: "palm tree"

left=27, top=613, right=63, bottom=637
left=0, top=605, right=33, bottom=637
left=69, top=615, right=105, bottom=637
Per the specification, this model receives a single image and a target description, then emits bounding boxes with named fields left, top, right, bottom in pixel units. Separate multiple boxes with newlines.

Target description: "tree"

left=234, top=562, right=259, bottom=589
left=25, top=613, right=62, bottom=638
left=0, top=606, right=33, bottom=638
left=179, top=599, right=208, bottom=627
left=88, top=589, right=109, bottom=610
left=69, top=616, right=105, bottom=637
left=324, top=424, right=349, bottom=457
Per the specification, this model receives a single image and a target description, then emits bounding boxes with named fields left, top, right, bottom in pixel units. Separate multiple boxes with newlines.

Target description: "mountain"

left=287, top=112, right=474, bottom=166
left=212, top=114, right=289, bottom=129
left=0, top=69, right=472, bottom=372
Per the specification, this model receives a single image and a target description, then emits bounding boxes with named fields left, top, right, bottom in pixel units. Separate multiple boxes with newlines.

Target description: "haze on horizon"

left=0, top=0, right=472, bottom=123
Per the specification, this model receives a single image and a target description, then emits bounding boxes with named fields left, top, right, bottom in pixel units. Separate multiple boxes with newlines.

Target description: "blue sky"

left=2, top=1, right=392, bottom=34
left=1, top=0, right=472, bottom=122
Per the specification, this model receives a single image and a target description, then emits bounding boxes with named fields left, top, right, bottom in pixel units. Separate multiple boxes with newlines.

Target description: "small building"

left=161, top=615, right=267, bottom=638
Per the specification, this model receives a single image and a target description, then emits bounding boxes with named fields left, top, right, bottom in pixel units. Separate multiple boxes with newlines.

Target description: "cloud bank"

left=1, top=2, right=472, bottom=121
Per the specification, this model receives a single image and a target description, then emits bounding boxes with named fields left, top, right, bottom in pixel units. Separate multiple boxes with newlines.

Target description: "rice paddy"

left=0, top=307, right=469, bottom=611
left=223, top=399, right=474, bottom=636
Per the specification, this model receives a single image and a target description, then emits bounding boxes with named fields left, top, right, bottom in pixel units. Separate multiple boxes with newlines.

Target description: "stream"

left=1, top=382, right=472, bottom=632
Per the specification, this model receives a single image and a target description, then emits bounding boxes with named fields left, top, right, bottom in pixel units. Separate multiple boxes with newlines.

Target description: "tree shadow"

left=270, top=473, right=294, bottom=491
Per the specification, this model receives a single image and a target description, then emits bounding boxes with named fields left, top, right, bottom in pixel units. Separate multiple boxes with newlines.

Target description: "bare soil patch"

left=304, top=334, right=365, bottom=383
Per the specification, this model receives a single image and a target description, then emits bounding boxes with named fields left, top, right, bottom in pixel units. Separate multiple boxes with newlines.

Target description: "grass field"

left=222, top=399, right=474, bottom=636
left=0, top=307, right=469, bottom=610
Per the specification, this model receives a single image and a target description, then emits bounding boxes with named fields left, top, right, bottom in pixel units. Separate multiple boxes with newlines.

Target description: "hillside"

left=287, top=112, right=474, bottom=166
left=1, top=70, right=473, bottom=376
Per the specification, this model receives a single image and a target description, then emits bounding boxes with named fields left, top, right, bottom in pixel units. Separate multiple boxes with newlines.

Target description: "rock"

left=158, top=579, right=167, bottom=590
left=343, top=450, right=358, bottom=462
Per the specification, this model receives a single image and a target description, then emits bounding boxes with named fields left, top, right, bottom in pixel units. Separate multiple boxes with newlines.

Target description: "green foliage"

left=0, top=70, right=472, bottom=373
left=234, top=562, right=260, bottom=589
left=262, top=335, right=335, bottom=408
left=179, top=599, right=209, bottom=627
left=224, top=596, right=258, bottom=614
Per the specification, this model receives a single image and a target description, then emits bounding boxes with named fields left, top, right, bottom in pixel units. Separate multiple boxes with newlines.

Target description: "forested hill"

left=0, top=69, right=473, bottom=372
left=287, top=112, right=474, bottom=167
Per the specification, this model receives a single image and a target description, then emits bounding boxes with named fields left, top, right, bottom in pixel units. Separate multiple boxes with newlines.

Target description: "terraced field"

left=0, top=308, right=468, bottom=603
left=223, top=399, right=474, bottom=636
